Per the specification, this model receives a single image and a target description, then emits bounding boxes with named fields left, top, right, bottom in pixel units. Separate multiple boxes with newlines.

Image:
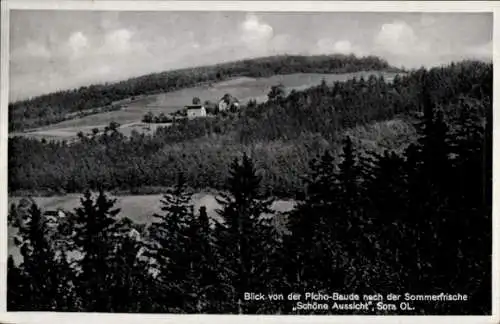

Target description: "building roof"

left=185, top=105, right=204, bottom=110
left=219, top=95, right=239, bottom=105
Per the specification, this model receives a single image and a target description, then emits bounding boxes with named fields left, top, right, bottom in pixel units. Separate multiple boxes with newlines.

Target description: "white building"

left=218, top=95, right=240, bottom=112
left=186, top=105, right=207, bottom=119
left=218, top=100, right=229, bottom=112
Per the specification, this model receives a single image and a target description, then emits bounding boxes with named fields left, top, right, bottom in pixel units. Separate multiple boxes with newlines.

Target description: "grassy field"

left=8, top=192, right=295, bottom=223
left=10, top=71, right=398, bottom=141
left=7, top=193, right=296, bottom=262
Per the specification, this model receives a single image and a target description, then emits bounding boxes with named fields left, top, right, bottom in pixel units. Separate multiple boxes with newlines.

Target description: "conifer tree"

left=267, top=84, right=286, bottom=104
left=143, top=172, right=196, bottom=312
left=70, top=189, right=122, bottom=311
left=11, top=203, right=73, bottom=310
left=106, top=218, right=151, bottom=312
left=444, top=97, right=491, bottom=312
left=215, top=153, right=278, bottom=314
left=284, top=149, right=341, bottom=299
left=184, top=206, right=225, bottom=313
left=335, top=137, right=381, bottom=294
left=364, top=149, right=410, bottom=292
left=7, top=255, right=25, bottom=311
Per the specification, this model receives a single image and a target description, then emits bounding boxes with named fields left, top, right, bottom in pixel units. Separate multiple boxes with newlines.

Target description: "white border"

left=1, top=1, right=498, bottom=324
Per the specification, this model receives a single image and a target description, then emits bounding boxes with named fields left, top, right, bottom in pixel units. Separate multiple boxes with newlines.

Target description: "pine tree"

left=215, top=153, right=278, bottom=314
left=106, top=218, right=151, bottom=312
left=284, top=149, right=342, bottom=301
left=267, top=84, right=286, bottom=103
left=143, top=172, right=196, bottom=313
left=334, top=137, right=381, bottom=294
left=444, top=96, right=491, bottom=313
left=11, top=203, right=73, bottom=310
left=70, top=189, right=122, bottom=311
left=400, top=75, right=459, bottom=309
left=7, top=255, right=26, bottom=311
left=365, top=149, right=410, bottom=292
left=338, top=136, right=358, bottom=215
left=184, top=206, right=224, bottom=313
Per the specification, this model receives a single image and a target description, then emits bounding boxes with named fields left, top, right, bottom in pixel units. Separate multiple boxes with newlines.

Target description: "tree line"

left=8, top=80, right=492, bottom=313
left=9, top=60, right=492, bottom=198
left=9, top=54, right=393, bottom=131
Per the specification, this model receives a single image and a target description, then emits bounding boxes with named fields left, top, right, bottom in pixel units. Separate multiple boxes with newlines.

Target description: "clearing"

left=10, top=71, right=399, bottom=141
left=7, top=193, right=296, bottom=263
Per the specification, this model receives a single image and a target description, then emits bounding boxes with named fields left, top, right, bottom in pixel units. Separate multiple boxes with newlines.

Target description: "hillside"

left=7, top=58, right=492, bottom=315
left=10, top=71, right=399, bottom=141
left=8, top=60, right=491, bottom=198
left=8, top=54, right=396, bottom=131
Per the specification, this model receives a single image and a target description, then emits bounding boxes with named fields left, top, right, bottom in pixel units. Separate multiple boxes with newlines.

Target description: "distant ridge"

left=9, top=54, right=398, bottom=131
left=12, top=54, right=398, bottom=103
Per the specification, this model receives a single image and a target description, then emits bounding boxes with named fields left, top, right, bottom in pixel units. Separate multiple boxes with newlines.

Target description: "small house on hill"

left=218, top=94, right=240, bottom=112
left=44, top=209, right=66, bottom=218
left=43, top=209, right=66, bottom=227
left=185, top=105, right=207, bottom=119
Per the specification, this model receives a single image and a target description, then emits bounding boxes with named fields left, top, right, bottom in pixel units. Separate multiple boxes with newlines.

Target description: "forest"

left=9, top=60, right=491, bottom=198
left=7, top=58, right=492, bottom=314
left=8, top=54, right=393, bottom=131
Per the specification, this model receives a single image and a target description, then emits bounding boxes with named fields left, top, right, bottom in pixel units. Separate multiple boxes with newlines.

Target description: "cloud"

left=11, top=41, right=51, bottom=60
left=102, top=29, right=133, bottom=54
left=268, top=34, right=300, bottom=55
left=10, top=27, right=149, bottom=101
left=240, top=14, right=274, bottom=50
left=371, top=20, right=492, bottom=68
left=374, top=21, right=430, bottom=56
left=9, top=12, right=492, bottom=101
left=332, top=40, right=353, bottom=54
left=312, top=38, right=364, bottom=56
left=68, top=32, right=89, bottom=57
left=465, top=41, right=492, bottom=60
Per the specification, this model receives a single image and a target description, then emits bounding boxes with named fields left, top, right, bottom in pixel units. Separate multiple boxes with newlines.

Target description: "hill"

left=8, top=60, right=490, bottom=198
left=8, top=54, right=397, bottom=131
left=7, top=59, right=492, bottom=315
left=10, top=71, right=399, bottom=141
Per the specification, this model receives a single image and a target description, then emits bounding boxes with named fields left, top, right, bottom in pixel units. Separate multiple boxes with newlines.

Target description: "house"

left=44, top=209, right=66, bottom=218
left=43, top=209, right=66, bottom=227
left=218, top=94, right=240, bottom=112
left=218, top=100, right=229, bottom=112
left=185, top=105, right=207, bottom=119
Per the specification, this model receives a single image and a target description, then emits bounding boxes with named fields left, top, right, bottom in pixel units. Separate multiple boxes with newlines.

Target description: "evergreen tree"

left=11, top=203, right=73, bottom=310
left=284, top=149, right=342, bottom=302
left=184, top=206, right=225, bottom=313
left=106, top=218, right=152, bottom=312
left=143, top=172, right=196, bottom=312
left=215, top=153, right=278, bottom=314
left=444, top=97, right=491, bottom=312
left=69, top=189, right=122, bottom=311
left=7, top=255, right=26, bottom=311
left=365, top=150, right=410, bottom=293
left=267, top=84, right=286, bottom=103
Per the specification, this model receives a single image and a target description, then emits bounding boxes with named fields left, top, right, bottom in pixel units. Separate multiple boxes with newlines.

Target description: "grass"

left=10, top=71, right=399, bottom=141
left=7, top=192, right=295, bottom=263
left=8, top=192, right=295, bottom=224
left=7, top=115, right=415, bottom=264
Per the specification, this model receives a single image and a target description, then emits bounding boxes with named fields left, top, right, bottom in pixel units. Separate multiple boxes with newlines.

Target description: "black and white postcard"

left=0, top=1, right=498, bottom=323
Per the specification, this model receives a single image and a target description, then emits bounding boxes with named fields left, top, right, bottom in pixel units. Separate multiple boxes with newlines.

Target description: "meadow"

left=8, top=192, right=295, bottom=263
left=10, top=71, right=397, bottom=141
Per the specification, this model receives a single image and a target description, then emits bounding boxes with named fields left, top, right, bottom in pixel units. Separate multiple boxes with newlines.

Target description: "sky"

left=9, top=11, right=492, bottom=102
